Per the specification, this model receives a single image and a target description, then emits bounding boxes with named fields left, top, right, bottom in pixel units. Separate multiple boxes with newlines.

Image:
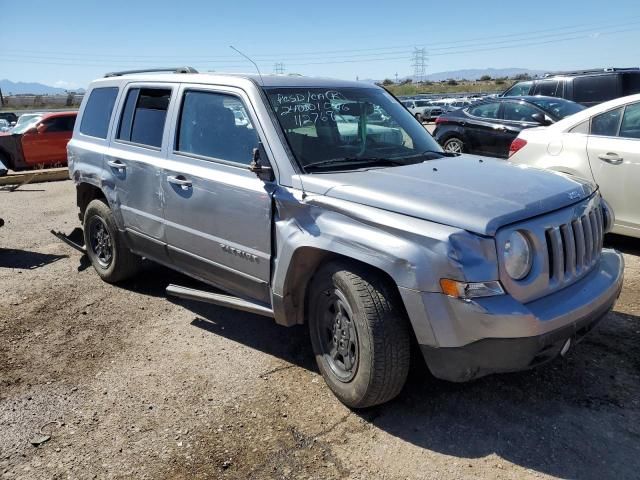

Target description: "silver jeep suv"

left=68, top=68, right=624, bottom=408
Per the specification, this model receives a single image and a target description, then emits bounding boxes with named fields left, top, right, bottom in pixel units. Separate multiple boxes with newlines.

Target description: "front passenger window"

left=176, top=91, right=259, bottom=165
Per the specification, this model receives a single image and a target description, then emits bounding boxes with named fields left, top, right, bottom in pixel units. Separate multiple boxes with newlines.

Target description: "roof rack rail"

left=104, top=66, right=198, bottom=78
left=543, top=67, right=639, bottom=77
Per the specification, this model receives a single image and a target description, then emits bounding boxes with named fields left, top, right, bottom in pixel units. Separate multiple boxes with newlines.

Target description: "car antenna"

left=229, top=46, right=264, bottom=86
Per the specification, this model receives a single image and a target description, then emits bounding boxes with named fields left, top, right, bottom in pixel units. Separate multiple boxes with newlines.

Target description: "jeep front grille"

left=496, top=195, right=605, bottom=304
left=544, top=203, right=604, bottom=286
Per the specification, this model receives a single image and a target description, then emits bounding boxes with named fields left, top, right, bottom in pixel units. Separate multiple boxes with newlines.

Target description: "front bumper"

left=400, top=249, right=624, bottom=382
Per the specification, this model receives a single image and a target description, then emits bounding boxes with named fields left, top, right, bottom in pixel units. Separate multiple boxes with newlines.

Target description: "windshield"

left=11, top=115, right=42, bottom=134
left=527, top=97, right=585, bottom=119
left=264, top=87, right=443, bottom=172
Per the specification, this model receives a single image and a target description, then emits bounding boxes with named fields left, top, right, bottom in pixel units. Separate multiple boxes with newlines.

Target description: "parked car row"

left=398, top=94, right=490, bottom=122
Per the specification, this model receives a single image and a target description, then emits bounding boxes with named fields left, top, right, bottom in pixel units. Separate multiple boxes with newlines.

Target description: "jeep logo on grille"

left=220, top=243, right=259, bottom=262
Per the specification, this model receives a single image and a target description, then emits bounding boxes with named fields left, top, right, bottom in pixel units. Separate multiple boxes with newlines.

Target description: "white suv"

left=509, top=93, right=640, bottom=238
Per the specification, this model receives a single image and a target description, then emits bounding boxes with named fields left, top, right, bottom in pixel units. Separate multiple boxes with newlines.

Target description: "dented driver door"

left=161, top=84, right=273, bottom=304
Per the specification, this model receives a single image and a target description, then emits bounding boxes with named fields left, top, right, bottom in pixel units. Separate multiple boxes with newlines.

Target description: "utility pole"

left=273, top=62, right=285, bottom=74
left=395, top=72, right=398, bottom=83
left=411, top=48, right=428, bottom=83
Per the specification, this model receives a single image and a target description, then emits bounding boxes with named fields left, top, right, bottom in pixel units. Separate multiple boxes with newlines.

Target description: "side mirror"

left=36, top=124, right=47, bottom=134
left=248, top=142, right=274, bottom=181
left=25, top=126, right=38, bottom=135
left=531, top=113, right=551, bottom=126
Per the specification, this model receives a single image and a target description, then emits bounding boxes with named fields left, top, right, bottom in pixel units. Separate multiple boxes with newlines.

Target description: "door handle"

left=167, top=175, right=192, bottom=189
left=598, top=152, right=623, bottom=165
left=107, top=159, right=126, bottom=170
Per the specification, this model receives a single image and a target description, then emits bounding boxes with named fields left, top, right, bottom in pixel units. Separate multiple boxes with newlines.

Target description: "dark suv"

left=503, top=68, right=640, bottom=107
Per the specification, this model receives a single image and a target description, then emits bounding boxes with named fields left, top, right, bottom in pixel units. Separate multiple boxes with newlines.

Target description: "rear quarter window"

left=573, top=75, right=619, bottom=104
left=79, top=87, right=119, bottom=139
left=621, top=72, right=640, bottom=96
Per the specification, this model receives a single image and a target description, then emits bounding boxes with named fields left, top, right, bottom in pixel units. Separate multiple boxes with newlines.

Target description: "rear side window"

left=79, top=87, right=118, bottom=139
left=467, top=102, right=500, bottom=119
left=533, top=80, right=562, bottom=97
left=117, top=88, right=171, bottom=148
left=176, top=90, right=259, bottom=165
left=502, top=102, right=539, bottom=122
left=573, top=76, right=618, bottom=104
left=619, top=102, right=640, bottom=139
left=590, top=107, right=623, bottom=136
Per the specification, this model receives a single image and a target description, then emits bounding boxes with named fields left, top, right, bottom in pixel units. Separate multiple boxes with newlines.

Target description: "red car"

left=0, top=111, right=77, bottom=174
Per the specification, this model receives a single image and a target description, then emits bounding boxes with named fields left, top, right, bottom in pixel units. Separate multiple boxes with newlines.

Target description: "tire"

left=414, top=113, right=423, bottom=123
left=443, top=136, right=464, bottom=154
left=307, top=261, right=411, bottom=408
left=83, top=199, right=142, bottom=283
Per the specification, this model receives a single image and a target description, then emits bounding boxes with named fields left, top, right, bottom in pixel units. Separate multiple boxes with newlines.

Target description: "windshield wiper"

left=395, top=149, right=447, bottom=160
left=303, top=156, right=405, bottom=172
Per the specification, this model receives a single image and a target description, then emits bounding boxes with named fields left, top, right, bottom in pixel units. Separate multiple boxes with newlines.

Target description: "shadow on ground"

left=0, top=248, right=67, bottom=269
left=605, top=233, right=639, bottom=255
left=119, top=264, right=640, bottom=480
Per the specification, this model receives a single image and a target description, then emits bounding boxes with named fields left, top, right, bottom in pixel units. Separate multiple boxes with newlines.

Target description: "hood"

left=300, top=155, right=595, bottom=236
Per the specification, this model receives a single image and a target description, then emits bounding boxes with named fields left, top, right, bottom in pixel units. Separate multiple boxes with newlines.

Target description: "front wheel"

left=308, top=261, right=411, bottom=408
left=443, top=137, right=464, bottom=154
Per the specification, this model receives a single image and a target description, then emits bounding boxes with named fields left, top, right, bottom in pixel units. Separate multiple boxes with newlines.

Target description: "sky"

left=1, top=0, right=640, bottom=89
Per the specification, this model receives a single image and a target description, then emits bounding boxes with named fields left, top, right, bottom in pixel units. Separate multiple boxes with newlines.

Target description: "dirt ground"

left=1, top=180, right=639, bottom=480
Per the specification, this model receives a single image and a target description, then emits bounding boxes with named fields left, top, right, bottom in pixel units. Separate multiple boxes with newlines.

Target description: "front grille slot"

left=544, top=202, right=603, bottom=288
left=560, top=224, right=575, bottom=276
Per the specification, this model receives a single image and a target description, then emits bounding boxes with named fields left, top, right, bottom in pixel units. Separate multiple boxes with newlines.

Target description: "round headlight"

left=503, top=231, right=532, bottom=280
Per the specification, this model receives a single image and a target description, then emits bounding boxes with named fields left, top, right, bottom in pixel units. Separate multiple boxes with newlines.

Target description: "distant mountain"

left=0, top=79, right=83, bottom=95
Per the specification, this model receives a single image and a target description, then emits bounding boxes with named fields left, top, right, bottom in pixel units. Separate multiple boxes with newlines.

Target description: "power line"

left=0, top=26, right=636, bottom=69
left=273, top=62, right=285, bottom=74
left=3, top=17, right=640, bottom=62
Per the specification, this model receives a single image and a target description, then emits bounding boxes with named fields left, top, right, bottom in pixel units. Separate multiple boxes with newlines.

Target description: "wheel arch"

left=274, top=246, right=409, bottom=330
left=76, top=182, right=108, bottom=221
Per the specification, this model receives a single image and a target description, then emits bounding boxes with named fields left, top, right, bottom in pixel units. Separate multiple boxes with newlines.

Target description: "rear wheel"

left=414, top=113, right=423, bottom=123
left=83, top=199, right=142, bottom=283
left=308, top=261, right=411, bottom=408
left=443, top=136, right=464, bottom=154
